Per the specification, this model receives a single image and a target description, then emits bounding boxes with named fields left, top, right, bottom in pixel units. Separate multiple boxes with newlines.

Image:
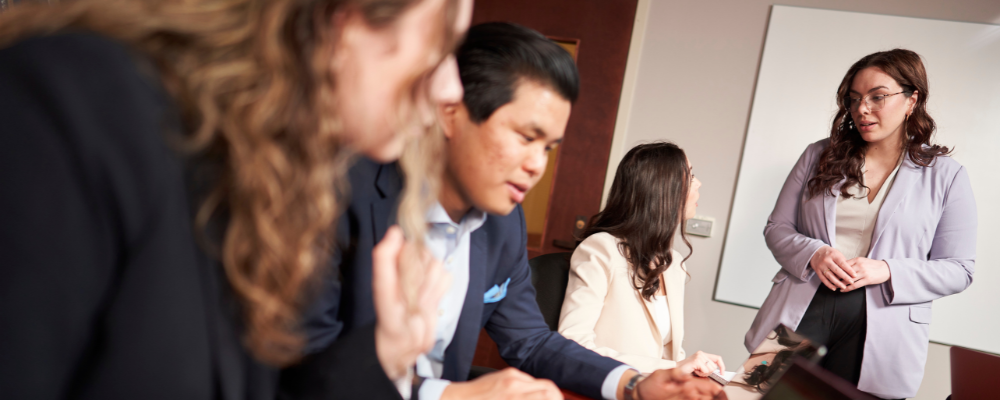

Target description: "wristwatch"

left=623, top=371, right=645, bottom=400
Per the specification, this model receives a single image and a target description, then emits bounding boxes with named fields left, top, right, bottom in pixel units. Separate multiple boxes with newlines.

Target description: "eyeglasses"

left=845, top=91, right=908, bottom=112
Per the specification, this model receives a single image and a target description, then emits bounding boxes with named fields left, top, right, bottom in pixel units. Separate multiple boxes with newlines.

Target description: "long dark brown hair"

left=0, top=0, right=459, bottom=366
left=808, top=49, right=949, bottom=199
left=583, top=142, right=692, bottom=301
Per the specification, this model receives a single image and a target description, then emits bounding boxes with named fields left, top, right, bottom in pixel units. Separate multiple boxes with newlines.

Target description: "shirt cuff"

left=602, top=365, right=635, bottom=400
left=418, top=378, right=451, bottom=400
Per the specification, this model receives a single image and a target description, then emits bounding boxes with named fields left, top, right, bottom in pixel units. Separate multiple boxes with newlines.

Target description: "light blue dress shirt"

left=416, top=202, right=632, bottom=400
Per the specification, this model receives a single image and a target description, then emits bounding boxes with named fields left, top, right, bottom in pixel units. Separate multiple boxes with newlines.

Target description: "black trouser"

left=795, top=284, right=868, bottom=385
left=793, top=287, right=907, bottom=400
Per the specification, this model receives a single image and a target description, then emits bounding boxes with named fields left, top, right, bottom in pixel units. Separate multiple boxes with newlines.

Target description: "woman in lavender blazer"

left=746, top=49, right=976, bottom=399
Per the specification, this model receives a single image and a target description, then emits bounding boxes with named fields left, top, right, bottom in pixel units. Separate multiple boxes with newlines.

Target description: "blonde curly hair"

left=0, top=0, right=458, bottom=366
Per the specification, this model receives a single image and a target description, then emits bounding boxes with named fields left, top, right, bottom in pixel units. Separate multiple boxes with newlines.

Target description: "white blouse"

left=834, top=158, right=903, bottom=259
left=651, top=294, right=672, bottom=357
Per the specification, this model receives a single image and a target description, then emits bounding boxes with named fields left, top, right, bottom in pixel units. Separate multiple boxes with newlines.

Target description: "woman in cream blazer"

left=558, top=142, right=725, bottom=376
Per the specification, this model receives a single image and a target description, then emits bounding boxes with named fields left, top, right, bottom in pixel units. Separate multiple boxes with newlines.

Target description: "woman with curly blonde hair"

left=0, top=0, right=471, bottom=398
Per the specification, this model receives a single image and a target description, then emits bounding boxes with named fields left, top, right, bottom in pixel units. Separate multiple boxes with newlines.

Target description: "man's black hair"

left=456, top=22, right=579, bottom=124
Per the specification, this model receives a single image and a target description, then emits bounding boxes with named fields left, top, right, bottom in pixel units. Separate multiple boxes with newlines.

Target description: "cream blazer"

left=558, top=232, right=686, bottom=373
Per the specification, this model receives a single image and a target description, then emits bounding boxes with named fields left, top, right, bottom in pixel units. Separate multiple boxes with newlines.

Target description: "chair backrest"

left=951, top=346, right=1000, bottom=400
left=528, top=252, right=572, bottom=331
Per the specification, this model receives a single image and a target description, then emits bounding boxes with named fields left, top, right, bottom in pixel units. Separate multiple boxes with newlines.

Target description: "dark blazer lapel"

left=372, top=163, right=402, bottom=241
left=870, top=157, right=917, bottom=253
left=441, top=227, right=488, bottom=382
left=370, top=199, right=395, bottom=242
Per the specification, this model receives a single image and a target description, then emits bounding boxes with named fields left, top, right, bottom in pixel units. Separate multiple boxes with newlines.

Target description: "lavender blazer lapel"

left=870, top=158, right=917, bottom=254
left=823, top=185, right=838, bottom=249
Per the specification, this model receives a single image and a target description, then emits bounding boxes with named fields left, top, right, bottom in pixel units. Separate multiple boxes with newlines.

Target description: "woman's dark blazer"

left=0, top=33, right=397, bottom=400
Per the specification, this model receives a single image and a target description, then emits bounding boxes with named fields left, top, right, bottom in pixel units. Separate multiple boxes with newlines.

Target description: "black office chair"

left=528, top=251, right=573, bottom=331
left=468, top=251, right=573, bottom=380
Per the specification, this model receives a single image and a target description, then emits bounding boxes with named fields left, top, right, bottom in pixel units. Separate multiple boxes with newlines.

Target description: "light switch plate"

left=686, top=216, right=714, bottom=237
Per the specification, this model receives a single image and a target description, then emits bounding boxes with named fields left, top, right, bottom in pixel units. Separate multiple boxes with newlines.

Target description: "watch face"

left=624, top=373, right=644, bottom=400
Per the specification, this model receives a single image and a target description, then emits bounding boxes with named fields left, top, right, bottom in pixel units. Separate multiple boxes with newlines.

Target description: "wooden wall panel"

left=471, top=0, right=639, bottom=256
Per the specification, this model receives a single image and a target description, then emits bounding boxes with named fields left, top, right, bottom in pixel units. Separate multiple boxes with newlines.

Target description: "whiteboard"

left=715, top=5, right=1000, bottom=354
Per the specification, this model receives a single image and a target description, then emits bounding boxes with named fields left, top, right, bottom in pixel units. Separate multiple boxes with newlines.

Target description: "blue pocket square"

left=484, top=278, right=511, bottom=304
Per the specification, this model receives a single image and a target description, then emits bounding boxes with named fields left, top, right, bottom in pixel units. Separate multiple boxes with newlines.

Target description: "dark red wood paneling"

left=471, top=0, right=638, bottom=256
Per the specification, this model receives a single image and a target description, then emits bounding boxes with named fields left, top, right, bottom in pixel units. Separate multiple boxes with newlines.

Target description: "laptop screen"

left=719, top=324, right=827, bottom=400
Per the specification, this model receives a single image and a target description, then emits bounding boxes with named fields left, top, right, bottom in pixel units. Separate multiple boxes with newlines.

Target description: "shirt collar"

left=426, top=201, right=487, bottom=232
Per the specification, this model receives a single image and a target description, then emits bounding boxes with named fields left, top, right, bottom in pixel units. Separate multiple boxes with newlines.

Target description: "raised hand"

left=372, top=225, right=451, bottom=380
left=676, top=351, right=727, bottom=378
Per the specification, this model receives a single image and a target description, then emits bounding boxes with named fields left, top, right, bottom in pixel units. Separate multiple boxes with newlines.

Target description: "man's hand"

left=841, top=257, right=891, bottom=292
left=809, top=245, right=856, bottom=291
left=676, top=351, right=726, bottom=377
left=634, top=368, right=725, bottom=400
left=372, top=226, right=451, bottom=380
left=441, top=368, right=562, bottom=400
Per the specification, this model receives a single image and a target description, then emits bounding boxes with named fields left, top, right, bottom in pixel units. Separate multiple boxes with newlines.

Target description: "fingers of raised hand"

left=417, top=256, right=449, bottom=311
left=686, top=351, right=717, bottom=376
left=706, top=353, right=726, bottom=376
left=372, top=226, right=406, bottom=310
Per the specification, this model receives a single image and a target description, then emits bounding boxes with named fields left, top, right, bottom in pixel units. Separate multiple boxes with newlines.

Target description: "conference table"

left=560, top=389, right=593, bottom=400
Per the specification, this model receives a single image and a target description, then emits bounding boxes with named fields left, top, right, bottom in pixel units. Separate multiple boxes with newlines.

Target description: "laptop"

left=759, top=357, right=878, bottom=400
left=712, top=324, right=826, bottom=400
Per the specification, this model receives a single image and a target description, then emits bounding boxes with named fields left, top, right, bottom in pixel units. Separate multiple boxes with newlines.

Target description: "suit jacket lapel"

left=370, top=198, right=394, bottom=242
left=631, top=260, right=662, bottom=355
left=823, top=182, right=840, bottom=247
left=870, top=157, right=917, bottom=254
left=638, top=294, right=662, bottom=355
left=371, top=163, right=401, bottom=241
left=442, top=227, right=488, bottom=381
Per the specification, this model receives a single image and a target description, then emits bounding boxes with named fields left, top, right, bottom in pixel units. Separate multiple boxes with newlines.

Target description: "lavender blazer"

left=745, top=138, right=977, bottom=398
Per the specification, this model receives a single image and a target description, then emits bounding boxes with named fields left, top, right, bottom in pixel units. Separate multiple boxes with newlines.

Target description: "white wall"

left=608, top=1, right=1000, bottom=399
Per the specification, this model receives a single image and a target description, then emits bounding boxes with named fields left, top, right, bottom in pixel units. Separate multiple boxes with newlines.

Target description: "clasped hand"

left=809, top=246, right=890, bottom=292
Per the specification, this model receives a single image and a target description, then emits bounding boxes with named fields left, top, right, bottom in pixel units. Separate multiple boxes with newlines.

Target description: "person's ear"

left=907, top=90, right=919, bottom=115
left=438, top=102, right=461, bottom=139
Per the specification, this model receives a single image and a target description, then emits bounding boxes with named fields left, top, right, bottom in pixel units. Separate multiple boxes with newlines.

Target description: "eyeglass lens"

left=847, top=93, right=901, bottom=112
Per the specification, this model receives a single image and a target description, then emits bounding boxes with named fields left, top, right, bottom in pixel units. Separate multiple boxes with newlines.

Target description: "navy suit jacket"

left=305, top=158, right=623, bottom=399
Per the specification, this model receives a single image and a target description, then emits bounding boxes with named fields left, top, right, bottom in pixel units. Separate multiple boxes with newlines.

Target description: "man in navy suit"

left=303, top=22, right=723, bottom=400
